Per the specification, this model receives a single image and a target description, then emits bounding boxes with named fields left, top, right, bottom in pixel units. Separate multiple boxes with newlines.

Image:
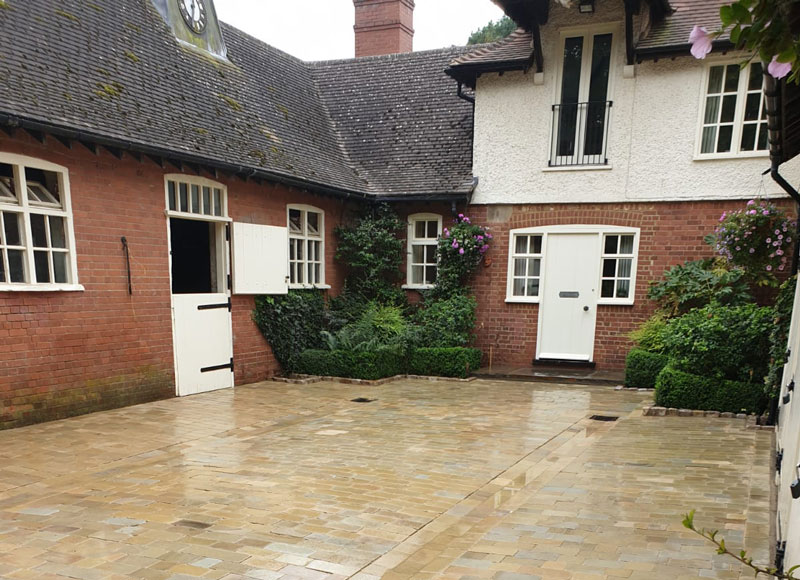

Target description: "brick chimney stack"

left=353, top=0, right=415, bottom=58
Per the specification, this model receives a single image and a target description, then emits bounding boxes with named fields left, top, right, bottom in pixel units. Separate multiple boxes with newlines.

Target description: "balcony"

left=549, top=101, right=612, bottom=167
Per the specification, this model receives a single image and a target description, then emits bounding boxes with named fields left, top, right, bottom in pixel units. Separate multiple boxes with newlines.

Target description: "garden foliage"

left=624, top=349, right=669, bottom=389
left=296, top=349, right=405, bottom=381
left=430, top=213, right=492, bottom=299
left=413, top=294, right=477, bottom=348
left=654, top=365, right=767, bottom=414
left=766, top=275, right=797, bottom=398
left=408, top=348, right=482, bottom=378
left=628, top=314, right=669, bottom=353
left=321, top=303, right=411, bottom=352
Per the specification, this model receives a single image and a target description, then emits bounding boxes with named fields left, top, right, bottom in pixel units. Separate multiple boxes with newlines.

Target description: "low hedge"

left=408, top=347, right=482, bottom=379
left=295, top=347, right=482, bottom=380
left=295, top=348, right=405, bottom=381
left=654, top=365, right=767, bottom=414
left=624, top=349, right=669, bottom=389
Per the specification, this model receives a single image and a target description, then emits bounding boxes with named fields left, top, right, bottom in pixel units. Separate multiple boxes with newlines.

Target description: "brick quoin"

left=353, top=0, right=414, bottom=57
left=0, top=132, right=353, bottom=429
left=465, top=201, right=797, bottom=371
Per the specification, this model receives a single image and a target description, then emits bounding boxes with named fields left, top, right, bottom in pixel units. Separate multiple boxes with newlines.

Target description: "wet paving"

left=0, top=379, right=772, bottom=579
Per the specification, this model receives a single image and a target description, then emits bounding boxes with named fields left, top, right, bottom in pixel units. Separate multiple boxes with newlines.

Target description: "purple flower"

left=749, top=248, right=756, bottom=254
left=735, top=246, right=741, bottom=251
left=777, top=250, right=784, bottom=256
left=768, top=55, right=793, bottom=80
left=748, top=210, right=757, bottom=215
left=767, top=265, right=773, bottom=272
left=459, top=248, right=465, bottom=255
left=779, top=264, right=786, bottom=271
left=747, top=200, right=755, bottom=206
left=763, top=210, right=770, bottom=216
left=477, top=235, right=484, bottom=241
left=689, top=26, right=713, bottom=59
left=452, top=241, right=459, bottom=249
left=458, top=213, right=464, bottom=219
left=767, top=238, right=772, bottom=244
left=486, top=233, right=493, bottom=239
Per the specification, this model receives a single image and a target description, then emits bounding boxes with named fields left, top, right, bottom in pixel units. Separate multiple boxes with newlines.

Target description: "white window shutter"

left=231, top=222, right=289, bottom=295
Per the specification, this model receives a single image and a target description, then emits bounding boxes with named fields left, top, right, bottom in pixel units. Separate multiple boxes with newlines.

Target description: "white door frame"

left=164, top=175, right=234, bottom=396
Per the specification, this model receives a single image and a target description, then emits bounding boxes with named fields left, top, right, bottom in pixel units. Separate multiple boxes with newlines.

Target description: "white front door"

left=537, top=233, right=599, bottom=361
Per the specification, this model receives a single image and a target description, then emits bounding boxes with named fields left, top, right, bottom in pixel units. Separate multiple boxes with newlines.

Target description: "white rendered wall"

left=471, top=1, right=800, bottom=206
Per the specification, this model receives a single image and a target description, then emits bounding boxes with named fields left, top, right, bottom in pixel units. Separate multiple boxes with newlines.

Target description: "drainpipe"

left=457, top=82, right=475, bottom=104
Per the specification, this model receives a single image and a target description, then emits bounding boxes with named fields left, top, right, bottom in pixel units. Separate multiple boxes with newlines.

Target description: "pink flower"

left=766, top=265, right=773, bottom=271
left=766, top=238, right=772, bottom=243
left=689, top=26, right=713, bottom=59
left=459, top=248, right=465, bottom=255
left=748, top=210, right=757, bottom=215
left=768, top=55, right=793, bottom=80
left=747, top=200, right=755, bottom=206
left=452, top=241, right=459, bottom=249
left=763, top=210, right=770, bottom=216
left=749, top=248, right=756, bottom=254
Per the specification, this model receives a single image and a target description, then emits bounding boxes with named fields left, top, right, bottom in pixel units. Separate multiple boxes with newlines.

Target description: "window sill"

left=402, top=284, right=434, bottom=291
left=505, top=296, right=540, bottom=304
left=0, top=283, right=85, bottom=292
left=597, top=299, right=634, bottom=306
left=288, top=284, right=331, bottom=290
left=694, top=151, right=769, bottom=161
left=542, top=164, right=612, bottom=173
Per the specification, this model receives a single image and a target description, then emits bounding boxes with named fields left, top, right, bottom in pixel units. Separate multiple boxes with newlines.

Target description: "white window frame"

left=404, top=213, right=442, bottom=290
left=695, top=59, right=770, bottom=160
left=549, top=23, right=619, bottom=167
left=287, top=204, right=327, bottom=289
left=165, top=174, right=230, bottom=222
left=506, top=225, right=639, bottom=306
left=0, top=153, right=82, bottom=292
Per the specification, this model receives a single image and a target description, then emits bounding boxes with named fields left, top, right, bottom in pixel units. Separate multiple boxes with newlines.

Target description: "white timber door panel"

left=231, top=222, right=288, bottom=295
left=537, top=233, right=599, bottom=361
left=172, top=293, right=234, bottom=396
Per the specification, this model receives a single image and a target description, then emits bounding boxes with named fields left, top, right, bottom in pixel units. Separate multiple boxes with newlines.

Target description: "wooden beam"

left=165, top=158, right=183, bottom=172
left=104, top=145, right=124, bottom=160
left=532, top=22, right=544, bottom=73
left=0, top=125, right=15, bottom=138
left=79, top=141, right=98, bottom=155
left=53, top=135, right=72, bottom=149
left=128, top=151, right=142, bottom=162
left=25, top=128, right=46, bottom=144
left=624, top=0, right=636, bottom=66
left=146, top=154, right=164, bottom=168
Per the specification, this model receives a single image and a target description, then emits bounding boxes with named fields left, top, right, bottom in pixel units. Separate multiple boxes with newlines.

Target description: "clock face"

left=177, top=0, right=207, bottom=34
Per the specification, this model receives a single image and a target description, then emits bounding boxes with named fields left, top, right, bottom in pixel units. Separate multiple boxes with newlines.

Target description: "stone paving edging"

left=642, top=405, right=775, bottom=430
left=271, top=374, right=478, bottom=386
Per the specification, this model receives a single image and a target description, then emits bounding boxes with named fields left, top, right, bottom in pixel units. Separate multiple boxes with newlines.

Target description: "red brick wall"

left=353, top=0, right=414, bottom=57
left=0, top=133, right=352, bottom=428
left=466, top=200, right=797, bottom=371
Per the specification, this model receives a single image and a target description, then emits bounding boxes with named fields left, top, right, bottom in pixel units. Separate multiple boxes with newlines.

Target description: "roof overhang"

left=445, top=58, right=534, bottom=89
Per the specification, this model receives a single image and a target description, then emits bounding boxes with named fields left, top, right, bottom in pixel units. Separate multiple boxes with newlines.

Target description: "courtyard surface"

left=0, top=379, right=773, bottom=580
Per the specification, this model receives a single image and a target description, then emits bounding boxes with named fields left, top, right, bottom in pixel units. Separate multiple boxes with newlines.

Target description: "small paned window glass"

left=167, top=178, right=225, bottom=217
left=700, top=62, right=768, bottom=156
left=600, top=234, right=635, bottom=299
left=511, top=234, right=543, bottom=298
left=288, top=207, right=324, bottom=287
left=408, top=215, right=441, bottom=287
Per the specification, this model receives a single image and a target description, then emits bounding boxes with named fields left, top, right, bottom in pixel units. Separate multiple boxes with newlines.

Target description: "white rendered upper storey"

left=456, top=0, right=800, bottom=206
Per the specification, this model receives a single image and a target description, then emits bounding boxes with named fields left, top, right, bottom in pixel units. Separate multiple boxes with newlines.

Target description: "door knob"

left=584, top=306, right=589, bottom=311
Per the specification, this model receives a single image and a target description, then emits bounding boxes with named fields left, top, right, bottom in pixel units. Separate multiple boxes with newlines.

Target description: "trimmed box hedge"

left=408, top=347, right=482, bottom=379
left=624, top=349, right=669, bottom=389
left=654, top=365, right=767, bottom=414
left=295, top=349, right=405, bottom=381
left=295, top=347, right=483, bottom=380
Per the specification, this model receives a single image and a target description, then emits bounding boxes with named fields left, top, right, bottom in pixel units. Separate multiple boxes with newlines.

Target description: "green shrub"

left=648, top=258, right=753, bottom=317
left=765, top=275, right=797, bottom=398
left=295, top=348, right=405, bottom=380
left=409, top=348, right=482, bottom=378
left=414, top=294, right=477, bottom=347
left=654, top=365, right=768, bottom=414
left=662, top=303, right=773, bottom=383
left=334, top=204, right=405, bottom=304
left=253, top=291, right=325, bottom=373
left=628, top=314, right=669, bottom=353
left=624, top=349, right=669, bottom=389
left=322, top=303, right=412, bottom=352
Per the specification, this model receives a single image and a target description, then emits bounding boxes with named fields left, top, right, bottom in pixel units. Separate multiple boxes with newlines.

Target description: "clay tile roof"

left=445, top=29, right=534, bottom=87
left=0, top=0, right=475, bottom=200
left=637, top=0, right=732, bottom=55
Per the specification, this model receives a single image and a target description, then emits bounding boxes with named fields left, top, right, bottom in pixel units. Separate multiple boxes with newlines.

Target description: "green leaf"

left=720, top=5, right=734, bottom=26
left=730, top=2, right=752, bottom=25
left=730, top=25, right=742, bottom=44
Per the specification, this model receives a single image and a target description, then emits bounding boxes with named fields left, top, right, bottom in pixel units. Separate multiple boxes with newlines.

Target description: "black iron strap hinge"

left=226, top=223, right=231, bottom=242
left=227, top=274, right=232, bottom=291
left=201, top=357, right=234, bottom=374
left=777, top=449, right=784, bottom=473
left=197, top=298, right=232, bottom=312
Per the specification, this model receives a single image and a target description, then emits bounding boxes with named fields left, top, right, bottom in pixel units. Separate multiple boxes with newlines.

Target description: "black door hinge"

left=197, top=297, right=232, bottom=312
left=777, top=449, right=784, bottom=473
left=226, top=223, right=231, bottom=242
left=227, top=274, right=232, bottom=290
left=201, top=357, right=234, bottom=374
left=776, top=541, right=786, bottom=575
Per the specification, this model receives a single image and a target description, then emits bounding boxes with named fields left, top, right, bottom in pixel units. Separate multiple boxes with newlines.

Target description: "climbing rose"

left=689, top=26, right=713, bottom=59
left=768, top=55, right=793, bottom=80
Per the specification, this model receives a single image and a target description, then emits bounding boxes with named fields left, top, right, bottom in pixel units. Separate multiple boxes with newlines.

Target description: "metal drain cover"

left=351, top=398, right=376, bottom=403
left=173, top=520, right=212, bottom=529
left=589, top=415, right=619, bottom=422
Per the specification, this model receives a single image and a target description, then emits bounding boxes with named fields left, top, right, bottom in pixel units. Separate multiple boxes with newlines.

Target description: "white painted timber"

left=172, top=293, right=234, bottom=397
left=537, top=233, right=599, bottom=361
left=231, top=222, right=288, bottom=295
left=470, top=1, right=800, bottom=205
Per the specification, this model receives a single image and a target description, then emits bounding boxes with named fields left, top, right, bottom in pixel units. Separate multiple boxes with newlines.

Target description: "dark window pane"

left=617, top=279, right=631, bottom=298
left=425, top=245, right=437, bottom=263
left=179, top=183, right=189, bottom=212
left=0, top=252, right=4, bottom=282
left=412, top=245, right=424, bottom=264
left=748, top=62, right=763, bottom=90
left=191, top=185, right=200, bottom=214
left=203, top=187, right=211, bottom=215
left=531, top=258, right=541, bottom=277
left=8, top=249, right=24, bottom=282
left=721, top=95, right=737, bottom=123
left=617, top=258, right=633, bottom=278
left=25, top=168, right=61, bottom=206
left=307, top=212, right=320, bottom=236
left=601, top=279, right=615, bottom=298
left=724, top=64, right=740, bottom=92
left=532, top=235, right=542, bottom=254
left=168, top=181, right=177, bottom=211
left=49, top=216, right=66, bottom=248
left=604, top=235, right=618, bottom=254
left=744, top=93, right=761, bottom=121
left=289, top=209, right=302, bottom=233
left=558, top=37, right=584, bottom=157
left=414, top=220, right=426, bottom=239
left=34, top=250, right=50, bottom=283
left=602, top=259, right=616, bottom=277
left=741, top=124, right=757, bottom=151
left=701, top=126, right=717, bottom=154
left=214, top=189, right=222, bottom=216
left=527, top=279, right=539, bottom=297
left=717, top=125, right=733, bottom=152
left=704, top=96, right=720, bottom=124
left=53, top=252, right=68, bottom=283
left=515, top=235, right=528, bottom=254
left=757, top=124, right=769, bottom=150
left=620, top=235, right=634, bottom=254
left=513, top=278, right=525, bottom=296
left=513, top=259, right=526, bottom=277
left=708, top=66, right=724, bottom=93
left=427, top=220, right=438, bottom=238
left=3, top=212, right=21, bottom=246
left=426, top=265, right=437, bottom=284
left=30, top=213, right=48, bottom=247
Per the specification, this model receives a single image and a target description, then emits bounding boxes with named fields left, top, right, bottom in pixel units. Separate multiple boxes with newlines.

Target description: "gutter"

left=635, top=40, right=734, bottom=62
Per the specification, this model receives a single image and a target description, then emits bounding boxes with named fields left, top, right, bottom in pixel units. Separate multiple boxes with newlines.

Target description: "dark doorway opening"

left=170, top=218, right=214, bottom=294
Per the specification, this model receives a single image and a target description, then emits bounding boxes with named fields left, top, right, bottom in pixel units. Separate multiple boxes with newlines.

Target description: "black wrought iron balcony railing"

left=549, top=100, right=613, bottom=167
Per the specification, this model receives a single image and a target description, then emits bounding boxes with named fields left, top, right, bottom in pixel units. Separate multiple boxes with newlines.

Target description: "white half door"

left=537, top=233, right=599, bottom=361
left=172, top=293, right=234, bottom=396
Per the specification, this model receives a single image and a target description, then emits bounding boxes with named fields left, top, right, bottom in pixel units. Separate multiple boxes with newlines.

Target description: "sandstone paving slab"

left=0, top=379, right=773, bottom=579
